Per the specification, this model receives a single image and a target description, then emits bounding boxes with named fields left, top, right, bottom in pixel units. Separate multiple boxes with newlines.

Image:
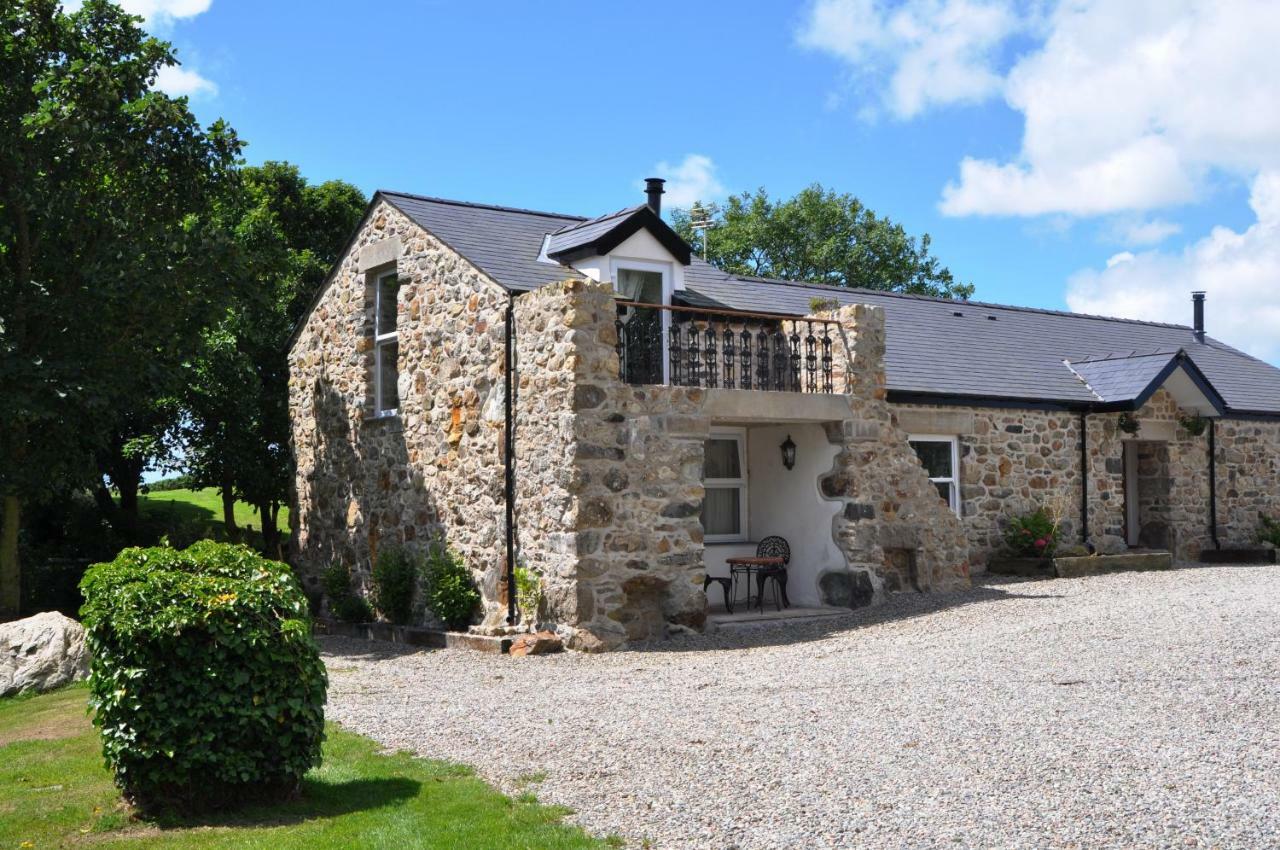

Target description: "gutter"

left=504, top=293, right=518, bottom=625
left=1079, top=411, right=1090, bottom=550
left=1208, top=419, right=1220, bottom=550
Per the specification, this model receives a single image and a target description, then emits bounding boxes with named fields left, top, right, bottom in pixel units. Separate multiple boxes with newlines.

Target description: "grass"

left=136, top=487, right=290, bottom=539
left=0, top=685, right=606, bottom=849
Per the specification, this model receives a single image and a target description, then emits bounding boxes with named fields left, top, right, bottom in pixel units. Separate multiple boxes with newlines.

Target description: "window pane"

left=378, top=340, right=399, bottom=412
left=377, top=274, right=399, bottom=334
left=616, top=268, right=663, bottom=304
left=704, top=438, right=741, bottom=479
left=910, top=440, right=952, bottom=478
left=934, top=481, right=952, bottom=506
left=701, top=487, right=741, bottom=536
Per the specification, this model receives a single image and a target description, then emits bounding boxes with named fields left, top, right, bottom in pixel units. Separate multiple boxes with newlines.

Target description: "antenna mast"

left=689, top=201, right=715, bottom=261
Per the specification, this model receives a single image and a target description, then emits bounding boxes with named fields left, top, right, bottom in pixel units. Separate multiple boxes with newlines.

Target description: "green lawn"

left=136, top=487, right=290, bottom=538
left=0, top=686, right=608, bottom=849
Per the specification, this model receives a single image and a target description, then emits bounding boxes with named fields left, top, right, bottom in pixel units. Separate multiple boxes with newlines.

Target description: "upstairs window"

left=702, top=428, right=748, bottom=542
left=908, top=434, right=960, bottom=516
left=373, top=270, right=399, bottom=416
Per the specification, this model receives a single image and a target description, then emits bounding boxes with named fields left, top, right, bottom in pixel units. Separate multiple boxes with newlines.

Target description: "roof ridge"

left=711, top=264, right=1196, bottom=331
left=377, top=189, right=587, bottom=223
left=550, top=204, right=645, bottom=235
left=1069, top=347, right=1182, bottom=364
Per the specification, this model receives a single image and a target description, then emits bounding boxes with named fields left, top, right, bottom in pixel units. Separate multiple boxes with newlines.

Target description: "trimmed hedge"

left=80, top=541, right=327, bottom=813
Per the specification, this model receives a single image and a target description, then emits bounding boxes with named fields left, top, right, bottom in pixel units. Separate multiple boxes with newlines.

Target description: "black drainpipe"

left=504, top=294, right=518, bottom=625
left=1208, top=418, right=1221, bottom=550
left=1079, top=410, right=1090, bottom=549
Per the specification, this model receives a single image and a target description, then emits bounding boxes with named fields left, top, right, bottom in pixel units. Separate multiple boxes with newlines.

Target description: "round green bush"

left=423, top=544, right=479, bottom=631
left=79, top=541, right=327, bottom=813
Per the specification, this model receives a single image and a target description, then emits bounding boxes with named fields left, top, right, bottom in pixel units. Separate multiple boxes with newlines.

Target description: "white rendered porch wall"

left=568, top=229, right=687, bottom=293
left=702, top=422, right=843, bottom=608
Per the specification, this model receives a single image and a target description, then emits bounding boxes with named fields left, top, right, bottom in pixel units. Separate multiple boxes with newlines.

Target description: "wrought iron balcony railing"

left=615, top=302, right=836, bottom=393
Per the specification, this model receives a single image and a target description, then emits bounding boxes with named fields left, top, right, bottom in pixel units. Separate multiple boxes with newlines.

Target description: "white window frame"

left=373, top=268, right=399, bottom=417
left=611, top=258, right=672, bottom=384
left=908, top=433, right=960, bottom=517
left=703, top=426, right=749, bottom=543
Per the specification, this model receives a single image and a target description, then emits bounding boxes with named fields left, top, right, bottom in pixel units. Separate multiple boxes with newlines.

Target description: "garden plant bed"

left=314, top=617, right=513, bottom=654
left=988, top=550, right=1173, bottom=578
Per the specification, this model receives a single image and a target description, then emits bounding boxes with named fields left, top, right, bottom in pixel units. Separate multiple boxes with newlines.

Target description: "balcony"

left=615, top=302, right=836, bottom=393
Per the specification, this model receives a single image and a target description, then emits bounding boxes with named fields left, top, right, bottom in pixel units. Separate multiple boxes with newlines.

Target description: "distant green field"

left=137, top=487, right=290, bottom=537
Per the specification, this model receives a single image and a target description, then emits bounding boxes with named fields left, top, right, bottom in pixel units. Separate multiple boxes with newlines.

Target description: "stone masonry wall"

left=513, top=284, right=970, bottom=650
left=288, top=200, right=510, bottom=623
left=892, top=389, right=1280, bottom=565
left=818, top=305, right=972, bottom=600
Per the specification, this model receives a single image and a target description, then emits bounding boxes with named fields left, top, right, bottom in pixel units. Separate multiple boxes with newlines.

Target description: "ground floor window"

left=702, top=428, right=748, bottom=542
left=908, top=434, right=960, bottom=516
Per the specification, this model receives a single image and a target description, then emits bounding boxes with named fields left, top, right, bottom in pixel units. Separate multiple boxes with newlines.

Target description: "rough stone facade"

left=892, top=390, right=1280, bottom=566
left=288, top=200, right=510, bottom=623
left=287, top=207, right=1277, bottom=648
left=512, top=283, right=970, bottom=650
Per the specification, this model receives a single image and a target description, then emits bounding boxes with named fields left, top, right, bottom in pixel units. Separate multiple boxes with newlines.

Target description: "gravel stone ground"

left=322, top=566, right=1280, bottom=849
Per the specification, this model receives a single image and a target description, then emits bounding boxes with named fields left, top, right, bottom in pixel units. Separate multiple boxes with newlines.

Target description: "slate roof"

left=544, top=206, right=644, bottom=258
left=1065, top=350, right=1184, bottom=403
left=380, top=191, right=584, bottom=292
left=376, top=191, right=1280, bottom=416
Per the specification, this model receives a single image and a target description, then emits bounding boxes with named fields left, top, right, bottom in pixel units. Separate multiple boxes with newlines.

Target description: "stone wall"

left=288, top=200, right=510, bottom=623
left=513, top=284, right=970, bottom=649
left=892, top=390, right=1280, bottom=565
left=817, top=305, right=972, bottom=602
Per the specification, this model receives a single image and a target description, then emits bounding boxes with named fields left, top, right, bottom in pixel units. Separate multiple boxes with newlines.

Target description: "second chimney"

left=644, top=177, right=666, bottom=216
left=1192, top=291, right=1206, bottom=343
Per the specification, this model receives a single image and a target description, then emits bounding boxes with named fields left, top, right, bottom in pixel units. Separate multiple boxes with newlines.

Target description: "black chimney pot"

left=1192, top=291, right=1206, bottom=343
left=644, top=177, right=665, bottom=215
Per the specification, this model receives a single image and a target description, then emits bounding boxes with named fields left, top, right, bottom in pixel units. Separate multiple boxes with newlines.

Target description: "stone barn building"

left=286, top=180, right=1280, bottom=650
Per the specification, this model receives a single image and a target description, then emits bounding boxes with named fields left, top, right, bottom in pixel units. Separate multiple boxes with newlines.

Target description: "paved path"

left=323, top=565, right=1280, bottom=849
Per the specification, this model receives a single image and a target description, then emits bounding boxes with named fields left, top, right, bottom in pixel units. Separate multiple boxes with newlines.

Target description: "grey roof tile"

left=544, top=206, right=645, bottom=257
left=378, top=190, right=1280, bottom=415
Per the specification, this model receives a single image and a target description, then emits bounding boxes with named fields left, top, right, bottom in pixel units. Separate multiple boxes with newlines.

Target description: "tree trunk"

left=1, top=495, right=20, bottom=620
left=258, top=501, right=281, bottom=559
left=115, top=473, right=141, bottom=542
left=220, top=480, right=240, bottom=542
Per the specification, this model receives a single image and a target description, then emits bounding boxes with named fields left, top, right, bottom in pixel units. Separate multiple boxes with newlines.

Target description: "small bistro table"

left=726, top=555, right=789, bottom=612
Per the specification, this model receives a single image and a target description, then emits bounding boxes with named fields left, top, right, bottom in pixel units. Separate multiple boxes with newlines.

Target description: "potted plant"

left=1178, top=412, right=1208, bottom=436
left=1117, top=412, right=1141, bottom=435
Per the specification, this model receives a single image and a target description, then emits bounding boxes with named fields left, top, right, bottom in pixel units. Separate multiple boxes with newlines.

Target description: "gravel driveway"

left=323, top=565, right=1280, bottom=849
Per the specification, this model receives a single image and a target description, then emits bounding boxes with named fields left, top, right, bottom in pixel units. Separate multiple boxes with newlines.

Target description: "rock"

left=0, top=612, right=91, bottom=697
left=509, top=630, right=564, bottom=657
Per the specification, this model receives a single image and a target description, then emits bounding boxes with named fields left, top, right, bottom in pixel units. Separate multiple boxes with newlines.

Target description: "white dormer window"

left=373, top=269, right=399, bottom=417
left=611, top=258, right=670, bottom=305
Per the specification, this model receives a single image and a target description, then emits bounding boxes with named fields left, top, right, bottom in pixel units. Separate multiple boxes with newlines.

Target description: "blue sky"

left=136, top=0, right=1280, bottom=365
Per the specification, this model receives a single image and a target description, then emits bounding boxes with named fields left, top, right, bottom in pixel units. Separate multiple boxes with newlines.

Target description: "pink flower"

left=1034, top=538, right=1048, bottom=549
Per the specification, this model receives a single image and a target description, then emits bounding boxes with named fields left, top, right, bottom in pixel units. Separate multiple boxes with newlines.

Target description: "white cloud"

left=1110, top=217, right=1182, bottom=247
left=941, top=0, right=1280, bottom=217
left=1066, top=171, right=1280, bottom=364
left=63, top=0, right=211, bottom=23
left=796, top=0, right=1019, bottom=119
left=647, top=154, right=726, bottom=210
left=153, top=64, right=217, bottom=98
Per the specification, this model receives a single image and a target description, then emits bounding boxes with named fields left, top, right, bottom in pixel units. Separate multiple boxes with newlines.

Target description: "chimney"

left=1192, top=291, right=1206, bottom=343
left=644, top=177, right=665, bottom=216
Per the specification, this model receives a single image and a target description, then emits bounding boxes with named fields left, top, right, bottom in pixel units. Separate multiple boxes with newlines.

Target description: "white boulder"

left=0, top=611, right=91, bottom=697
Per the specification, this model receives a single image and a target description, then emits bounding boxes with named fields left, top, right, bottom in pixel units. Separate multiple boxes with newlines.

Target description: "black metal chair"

left=754, top=536, right=791, bottom=611
left=703, top=574, right=733, bottom=614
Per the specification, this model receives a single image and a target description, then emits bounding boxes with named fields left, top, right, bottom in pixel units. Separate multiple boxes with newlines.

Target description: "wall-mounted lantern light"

left=780, top=434, right=797, bottom=470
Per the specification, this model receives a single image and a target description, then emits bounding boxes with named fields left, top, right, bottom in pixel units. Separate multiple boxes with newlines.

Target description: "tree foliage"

left=179, top=162, right=365, bottom=555
left=670, top=185, right=973, bottom=300
left=0, top=0, right=243, bottom=614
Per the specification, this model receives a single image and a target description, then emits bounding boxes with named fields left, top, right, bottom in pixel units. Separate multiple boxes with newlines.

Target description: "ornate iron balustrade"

left=615, top=301, right=835, bottom=393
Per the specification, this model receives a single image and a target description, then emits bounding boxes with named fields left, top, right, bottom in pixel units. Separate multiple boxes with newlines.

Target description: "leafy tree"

left=671, top=185, right=973, bottom=300
left=180, top=163, right=364, bottom=555
left=0, top=0, right=242, bottom=616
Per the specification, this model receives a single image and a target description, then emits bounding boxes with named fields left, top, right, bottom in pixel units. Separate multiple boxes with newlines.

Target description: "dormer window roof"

left=543, top=204, right=693, bottom=265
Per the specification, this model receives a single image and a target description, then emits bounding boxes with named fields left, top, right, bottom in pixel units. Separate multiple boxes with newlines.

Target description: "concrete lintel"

left=894, top=408, right=975, bottom=436
left=1121, top=420, right=1176, bottom=441
left=703, top=388, right=853, bottom=422
left=358, top=236, right=402, bottom=272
